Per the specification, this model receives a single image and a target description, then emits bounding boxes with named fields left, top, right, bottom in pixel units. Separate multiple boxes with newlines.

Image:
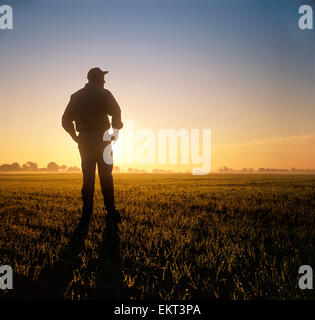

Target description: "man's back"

left=62, top=83, right=123, bottom=135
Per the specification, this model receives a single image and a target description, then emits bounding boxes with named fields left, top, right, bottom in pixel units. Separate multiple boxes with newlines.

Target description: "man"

left=62, top=67, right=123, bottom=226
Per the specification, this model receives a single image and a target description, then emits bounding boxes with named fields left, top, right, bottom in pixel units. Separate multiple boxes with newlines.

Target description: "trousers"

left=78, top=131, right=114, bottom=219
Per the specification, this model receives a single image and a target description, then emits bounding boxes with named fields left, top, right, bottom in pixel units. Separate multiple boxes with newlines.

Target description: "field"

left=0, top=173, right=314, bottom=300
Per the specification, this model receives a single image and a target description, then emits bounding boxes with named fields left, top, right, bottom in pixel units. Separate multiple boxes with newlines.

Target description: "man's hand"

left=111, top=129, right=119, bottom=143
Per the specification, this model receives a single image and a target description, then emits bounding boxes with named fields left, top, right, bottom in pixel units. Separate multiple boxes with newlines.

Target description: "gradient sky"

left=0, top=0, right=314, bottom=170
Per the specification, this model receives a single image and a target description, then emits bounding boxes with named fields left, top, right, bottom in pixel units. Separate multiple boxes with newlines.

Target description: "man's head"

left=87, top=67, right=108, bottom=87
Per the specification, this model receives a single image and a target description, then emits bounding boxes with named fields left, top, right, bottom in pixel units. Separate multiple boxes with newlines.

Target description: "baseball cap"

left=87, top=67, right=109, bottom=80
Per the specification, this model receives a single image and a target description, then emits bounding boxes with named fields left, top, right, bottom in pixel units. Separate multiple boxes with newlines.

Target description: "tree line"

left=0, top=162, right=81, bottom=172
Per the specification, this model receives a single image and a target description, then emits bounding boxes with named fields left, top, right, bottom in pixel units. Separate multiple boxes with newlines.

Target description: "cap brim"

left=103, top=71, right=109, bottom=75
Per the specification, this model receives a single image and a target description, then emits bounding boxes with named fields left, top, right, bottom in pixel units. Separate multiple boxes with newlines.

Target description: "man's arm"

left=62, top=95, right=78, bottom=142
left=104, top=90, right=123, bottom=130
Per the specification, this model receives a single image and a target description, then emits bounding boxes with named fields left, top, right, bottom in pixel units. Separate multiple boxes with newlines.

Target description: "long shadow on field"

left=92, top=215, right=126, bottom=299
left=31, top=218, right=91, bottom=299
left=1, top=218, right=90, bottom=300
left=1, top=215, right=126, bottom=299
left=33, top=214, right=126, bottom=299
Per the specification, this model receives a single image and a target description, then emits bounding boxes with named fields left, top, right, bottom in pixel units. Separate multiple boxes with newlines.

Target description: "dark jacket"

left=62, top=83, right=123, bottom=137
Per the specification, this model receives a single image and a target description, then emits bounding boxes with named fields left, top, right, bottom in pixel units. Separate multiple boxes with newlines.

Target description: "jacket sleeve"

left=62, top=95, right=77, bottom=138
left=103, top=90, right=123, bottom=130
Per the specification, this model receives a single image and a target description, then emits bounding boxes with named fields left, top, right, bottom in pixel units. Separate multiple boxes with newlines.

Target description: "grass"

left=0, top=173, right=314, bottom=300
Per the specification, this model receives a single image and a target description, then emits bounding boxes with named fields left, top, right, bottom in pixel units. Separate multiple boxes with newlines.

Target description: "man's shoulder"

left=70, top=87, right=113, bottom=101
left=98, top=89, right=115, bottom=102
left=70, top=87, right=86, bottom=99
left=102, top=88, right=113, bottom=96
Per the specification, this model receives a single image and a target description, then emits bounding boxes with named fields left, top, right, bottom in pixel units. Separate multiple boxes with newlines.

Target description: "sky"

left=0, top=0, right=314, bottom=171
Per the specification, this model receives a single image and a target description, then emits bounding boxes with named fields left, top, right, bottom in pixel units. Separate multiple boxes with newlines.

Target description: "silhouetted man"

left=62, top=67, right=123, bottom=225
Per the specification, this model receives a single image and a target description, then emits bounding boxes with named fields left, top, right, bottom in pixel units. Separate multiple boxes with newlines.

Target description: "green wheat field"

left=0, top=173, right=314, bottom=300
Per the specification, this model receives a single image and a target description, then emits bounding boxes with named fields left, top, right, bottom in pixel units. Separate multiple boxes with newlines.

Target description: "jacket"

left=62, top=83, right=123, bottom=137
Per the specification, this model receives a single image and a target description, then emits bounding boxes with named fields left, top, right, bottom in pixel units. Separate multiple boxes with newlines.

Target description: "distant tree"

left=0, top=163, right=21, bottom=171
left=60, top=165, right=67, bottom=172
left=47, top=162, right=59, bottom=171
left=11, top=162, right=21, bottom=170
left=23, top=161, right=38, bottom=171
